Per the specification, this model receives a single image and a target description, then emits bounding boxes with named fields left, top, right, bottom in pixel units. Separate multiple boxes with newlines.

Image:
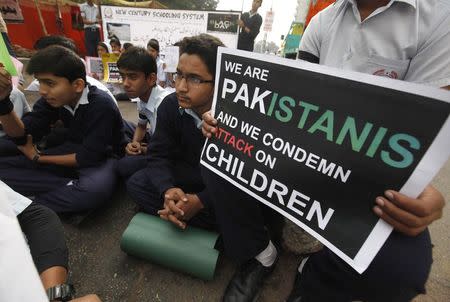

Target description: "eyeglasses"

left=173, top=71, right=214, bottom=88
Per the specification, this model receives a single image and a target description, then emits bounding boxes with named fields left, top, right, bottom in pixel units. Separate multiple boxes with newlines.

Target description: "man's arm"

left=243, top=15, right=262, bottom=40
left=133, top=123, right=147, bottom=143
left=126, top=123, right=147, bottom=155
left=37, top=154, right=77, bottom=167
left=373, top=185, right=445, bottom=236
left=0, top=108, right=25, bottom=137
left=0, top=67, right=26, bottom=137
left=16, top=135, right=78, bottom=167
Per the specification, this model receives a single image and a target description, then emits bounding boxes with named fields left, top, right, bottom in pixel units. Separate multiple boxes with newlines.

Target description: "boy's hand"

left=237, top=19, right=244, bottom=28
left=201, top=111, right=218, bottom=138
left=140, top=142, right=148, bottom=154
left=17, top=135, right=38, bottom=160
left=373, top=185, right=445, bottom=236
left=125, top=141, right=141, bottom=155
left=159, top=187, right=188, bottom=229
left=0, top=65, right=12, bottom=101
left=178, top=194, right=204, bottom=221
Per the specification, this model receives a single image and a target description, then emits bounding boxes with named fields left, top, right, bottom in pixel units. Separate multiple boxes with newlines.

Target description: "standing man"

left=201, top=1, right=449, bottom=301
left=80, top=0, right=101, bottom=57
left=237, top=0, right=263, bottom=51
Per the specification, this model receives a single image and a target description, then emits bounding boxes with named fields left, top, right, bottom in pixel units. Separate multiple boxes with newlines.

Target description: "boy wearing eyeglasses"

left=125, top=34, right=223, bottom=229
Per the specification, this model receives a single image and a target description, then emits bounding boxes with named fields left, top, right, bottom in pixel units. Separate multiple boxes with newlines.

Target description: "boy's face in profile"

left=111, top=43, right=121, bottom=53
left=35, top=73, right=84, bottom=108
left=175, top=53, right=214, bottom=115
left=147, top=47, right=158, bottom=59
left=119, top=68, right=156, bottom=100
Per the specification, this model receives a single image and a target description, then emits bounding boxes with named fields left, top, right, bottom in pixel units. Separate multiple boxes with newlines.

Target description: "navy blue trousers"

left=0, top=137, right=21, bottom=157
left=117, top=154, right=149, bottom=179
left=84, top=27, right=100, bottom=57
left=201, top=167, right=282, bottom=263
left=297, top=230, right=432, bottom=302
left=126, top=162, right=216, bottom=230
left=0, top=154, right=119, bottom=213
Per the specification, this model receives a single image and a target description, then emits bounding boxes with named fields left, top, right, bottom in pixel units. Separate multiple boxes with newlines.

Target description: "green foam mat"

left=121, top=213, right=219, bottom=280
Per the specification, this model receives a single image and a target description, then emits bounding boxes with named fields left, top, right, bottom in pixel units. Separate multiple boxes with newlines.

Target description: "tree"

left=254, top=40, right=279, bottom=54
left=72, top=1, right=218, bottom=10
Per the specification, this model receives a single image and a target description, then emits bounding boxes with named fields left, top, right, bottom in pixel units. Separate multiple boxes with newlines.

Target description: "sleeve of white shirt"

left=0, top=181, right=32, bottom=216
left=404, top=2, right=450, bottom=87
left=79, top=3, right=86, bottom=18
left=298, top=12, right=324, bottom=58
left=0, top=190, right=48, bottom=302
left=11, top=88, right=31, bottom=117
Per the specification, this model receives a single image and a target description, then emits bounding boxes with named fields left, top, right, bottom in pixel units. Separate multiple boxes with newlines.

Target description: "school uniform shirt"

left=21, top=85, right=125, bottom=168
left=132, top=85, right=171, bottom=136
left=299, top=0, right=450, bottom=87
left=79, top=2, right=100, bottom=29
left=0, top=88, right=30, bottom=138
left=25, top=75, right=119, bottom=106
left=145, top=93, right=211, bottom=207
left=237, top=11, right=263, bottom=51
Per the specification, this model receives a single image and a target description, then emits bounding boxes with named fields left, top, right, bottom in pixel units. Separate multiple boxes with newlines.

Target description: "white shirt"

left=156, top=57, right=167, bottom=83
left=0, top=185, right=47, bottom=302
left=80, top=2, right=100, bottom=29
left=179, top=108, right=203, bottom=129
left=26, top=75, right=118, bottom=106
left=64, top=86, right=89, bottom=116
left=134, top=85, right=170, bottom=136
left=299, top=0, right=450, bottom=87
left=0, top=88, right=31, bottom=138
left=0, top=181, right=32, bottom=216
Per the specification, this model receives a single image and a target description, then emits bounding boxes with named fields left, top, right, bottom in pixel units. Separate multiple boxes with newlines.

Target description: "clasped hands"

left=158, top=187, right=204, bottom=229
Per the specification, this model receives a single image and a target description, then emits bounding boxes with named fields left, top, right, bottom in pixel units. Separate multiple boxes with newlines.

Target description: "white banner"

left=101, top=6, right=240, bottom=54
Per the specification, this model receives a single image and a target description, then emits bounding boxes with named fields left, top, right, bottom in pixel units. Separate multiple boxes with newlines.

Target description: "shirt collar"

left=249, top=10, right=258, bottom=17
left=179, top=107, right=203, bottom=129
left=136, top=85, right=164, bottom=113
left=143, top=85, right=163, bottom=113
left=64, top=86, right=89, bottom=116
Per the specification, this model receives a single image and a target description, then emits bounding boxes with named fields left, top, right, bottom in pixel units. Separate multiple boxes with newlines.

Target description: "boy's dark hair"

left=117, top=46, right=157, bottom=77
left=97, top=42, right=109, bottom=53
left=33, top=35, right=77, bottom=53
left=27, top=45, right=86, bottom=83
left=123, top=42, right=133, bottom=50
left=110, top=37, right=121, bottom=47
left=178, top=34, right=224, bottom=79
left=147, top=39, right=160, bottom=52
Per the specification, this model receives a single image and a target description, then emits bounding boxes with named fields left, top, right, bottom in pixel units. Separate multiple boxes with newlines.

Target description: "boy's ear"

left=72, top=78, right=85, bottom=93
left=147, top=73, right=157, bottom=86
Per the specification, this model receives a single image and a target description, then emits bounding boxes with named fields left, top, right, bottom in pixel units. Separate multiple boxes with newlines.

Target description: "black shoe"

left=222, top=255, right=278, bottom=302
